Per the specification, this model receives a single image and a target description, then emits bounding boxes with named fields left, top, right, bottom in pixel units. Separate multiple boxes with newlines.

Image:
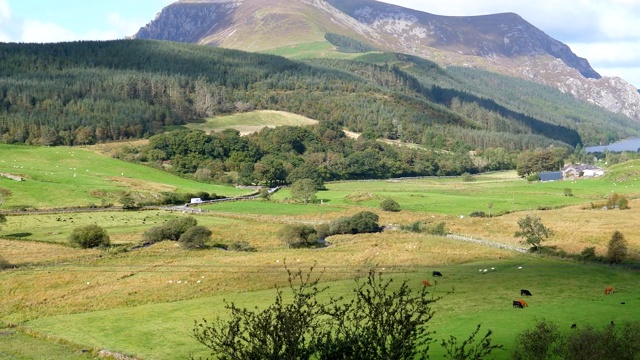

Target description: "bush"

left=461, top=172, right=475, bottom=182
left=228, top=241, right=257, bottom=252
left=380, top=198, right=401, bottom=212
left=178, top=226, right=211, bottom=249
left=469, top=211, right=488, bottom=218
left=329, top=211, right=380, bottom=235
left=606, top=193, right=629, bottom=210
left=427, top=222, right=447, bottom=236
left=68, top=224, right=110, bottom=248
left=580, top=246, right=596, bottom=260
left=278, top=224, right=320, bottom=248
left=513, top=319, right=640, bottom=360
left=564, top=188, right=574, bottom=197
left=526, top=174, right=540, bottom=182
left=142, top=216, right=198, bottom=244
left=193, top=266, right=444, bottom=360
left=401, top=221, right=423, bottom=233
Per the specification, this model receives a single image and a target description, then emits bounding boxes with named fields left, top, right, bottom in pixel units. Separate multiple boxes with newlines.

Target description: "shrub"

left=564, top=188, right=574, bottom=197
left=469, top=211, right=488, bottom=218
left=461, top=172, right=475, bottom=182
left=228, top=241, right=257, bottom=252
left=580, top=246, right=596, bottom=260
left=401, top=221, right=423, bottom=233
left=380, top=198, right=401, bottom=212
left=68, top=224, right=110, bottom=248
left=328, top=212, right=381, bottom=235
left=278, top=224, right=320, bottom=248
left=427, top=222, right=447, bottom=236
left=526, top=174, right=540, bottom=182
left=142, top=216, right=198, bottom=244
left=178, top=226, right=212, bottom=249
left=606, top=193, right=629, bottom=210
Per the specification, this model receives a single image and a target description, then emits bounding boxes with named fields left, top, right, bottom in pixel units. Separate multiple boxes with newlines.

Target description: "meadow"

left=1, top=147, right=640, bottom=359
left=0, top=144, right=249, bottom=209
left=185, top=110, right=318, bottom=135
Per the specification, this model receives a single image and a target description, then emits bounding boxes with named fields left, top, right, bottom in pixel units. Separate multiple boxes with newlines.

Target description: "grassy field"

left=0, top=144, right=248, bottom=209
left=185, top=110, right=318, bottom=135
left=2, top=150, right=640, bottom=358
left=19, top=258, right=639, bottom=360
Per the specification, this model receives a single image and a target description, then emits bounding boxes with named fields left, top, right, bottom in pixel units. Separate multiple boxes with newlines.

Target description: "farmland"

left=1, top=145, right=640, bottom=359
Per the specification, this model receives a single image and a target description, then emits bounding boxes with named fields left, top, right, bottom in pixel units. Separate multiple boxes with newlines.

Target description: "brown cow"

left=516, top=299, right=529, bottom=307
left=422, top=280, right=431, bottom=286
left=605, top=286, right=614, bottom=295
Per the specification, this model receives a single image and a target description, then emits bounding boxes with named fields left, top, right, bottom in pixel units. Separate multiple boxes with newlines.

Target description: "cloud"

left=0, top=0, right=10, bottom=22
left=20, top=20, right=121, bottom=43
left=107, top=12, right=145, bottom=35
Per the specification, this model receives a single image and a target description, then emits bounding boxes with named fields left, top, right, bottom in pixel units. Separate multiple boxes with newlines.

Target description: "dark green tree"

left=514, top=215, right=554, bottom=250
left=68, top=224, right=110, bottom=249
left=607, top=230, right=628, bottom=264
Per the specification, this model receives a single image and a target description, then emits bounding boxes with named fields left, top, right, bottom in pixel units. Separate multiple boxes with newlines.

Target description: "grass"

left=0, top=325, right=98, bottom=360
left=3, top=149, right=640, bottom=358
left=21, top=258, right=640, bottom=360
left=0, top=144, right=249, bottom=209
left=185, top=110, right=318, bottom=135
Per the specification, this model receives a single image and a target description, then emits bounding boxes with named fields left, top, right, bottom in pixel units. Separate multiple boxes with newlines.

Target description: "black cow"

left=432, top=271, right=443, bottom=277
left=571, top=324, right=577, bottom=329
left=513, top=300, right=524, bottom=308
left=521, top=289, right=532, bottom=296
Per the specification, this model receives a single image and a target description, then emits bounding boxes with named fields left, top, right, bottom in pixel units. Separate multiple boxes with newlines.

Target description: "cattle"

left=605, top=286, right=614, bottom=295
left=512, top=300, right=524, bottom=308
left=521, top=289, right=532, bottom=296
left=421, top=280, right=431, bottom=286
left=571, top=324, right=577, bottom=329
left=432, top=271, right=443, bottom=277
left=516, top=299, right=529, bottom=307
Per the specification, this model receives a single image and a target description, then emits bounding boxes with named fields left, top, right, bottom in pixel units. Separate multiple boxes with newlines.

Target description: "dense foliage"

left=513, top=319, right=640, bottom=360
left=68, top=224, right=110, bottom=248
left=2, top=40, right=635, bottom=152
left=143, top=216, right=198, bottom=244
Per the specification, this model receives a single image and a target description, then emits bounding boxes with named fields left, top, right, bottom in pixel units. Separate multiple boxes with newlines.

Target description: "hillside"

left=132, top=0, right=640, bottom=122
left=2, top=40, right=638, bottom=152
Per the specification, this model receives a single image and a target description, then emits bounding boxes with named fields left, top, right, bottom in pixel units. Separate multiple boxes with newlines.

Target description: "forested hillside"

left=1, top=39, right=635, bottom=151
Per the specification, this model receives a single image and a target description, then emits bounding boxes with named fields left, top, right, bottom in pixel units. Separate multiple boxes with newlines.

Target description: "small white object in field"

left=518, top=266, right=523, bottom=269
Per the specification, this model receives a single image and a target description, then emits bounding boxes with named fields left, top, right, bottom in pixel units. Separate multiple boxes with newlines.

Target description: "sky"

left=0, top=0, right=638, bottom=88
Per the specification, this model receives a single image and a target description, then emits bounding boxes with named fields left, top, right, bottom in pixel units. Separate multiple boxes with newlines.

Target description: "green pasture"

left=0, top=144, right=248, bottom=209
left=0, top=211, right=249, bottom=246
left=269, top=169, right=640, bottom=215
left=200, top=199, right=346, bottom=216
left=24, top=257, right=640, bottom=360
left=0, top=325, right=98, bottom=360
left=265, top=40, right=377, bottom=60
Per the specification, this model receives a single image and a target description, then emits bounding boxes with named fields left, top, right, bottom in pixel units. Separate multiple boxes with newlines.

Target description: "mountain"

left=132, top=0, right=640, bottom=122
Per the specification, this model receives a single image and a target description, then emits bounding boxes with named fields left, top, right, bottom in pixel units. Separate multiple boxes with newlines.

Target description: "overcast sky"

left=1, top=0, right=638, bottom=88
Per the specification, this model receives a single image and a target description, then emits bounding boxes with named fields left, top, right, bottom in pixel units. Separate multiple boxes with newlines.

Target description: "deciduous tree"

left=514, top=215, right=554, bottom=250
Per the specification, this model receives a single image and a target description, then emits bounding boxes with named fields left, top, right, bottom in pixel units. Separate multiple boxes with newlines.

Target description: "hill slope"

left=133, top=0, right=640, bottom=122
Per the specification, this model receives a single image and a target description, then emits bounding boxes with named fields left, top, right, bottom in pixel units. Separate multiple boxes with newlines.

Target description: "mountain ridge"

left=132, top=0, right=640, bottom=122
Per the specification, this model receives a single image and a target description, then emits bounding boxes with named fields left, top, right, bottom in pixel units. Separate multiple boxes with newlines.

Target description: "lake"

left=585, top=138, right=640, bottom=153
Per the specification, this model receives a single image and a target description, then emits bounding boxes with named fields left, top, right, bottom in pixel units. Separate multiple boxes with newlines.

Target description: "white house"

left=190, top=198, right=203, bottom=204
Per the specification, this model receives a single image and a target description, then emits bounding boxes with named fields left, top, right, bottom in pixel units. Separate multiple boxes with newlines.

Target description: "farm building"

left=562, top=164, right=605, bottom=179
left=190, top=198, right=203, bottom=204
left=539, top=171, right=563, bottom=182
